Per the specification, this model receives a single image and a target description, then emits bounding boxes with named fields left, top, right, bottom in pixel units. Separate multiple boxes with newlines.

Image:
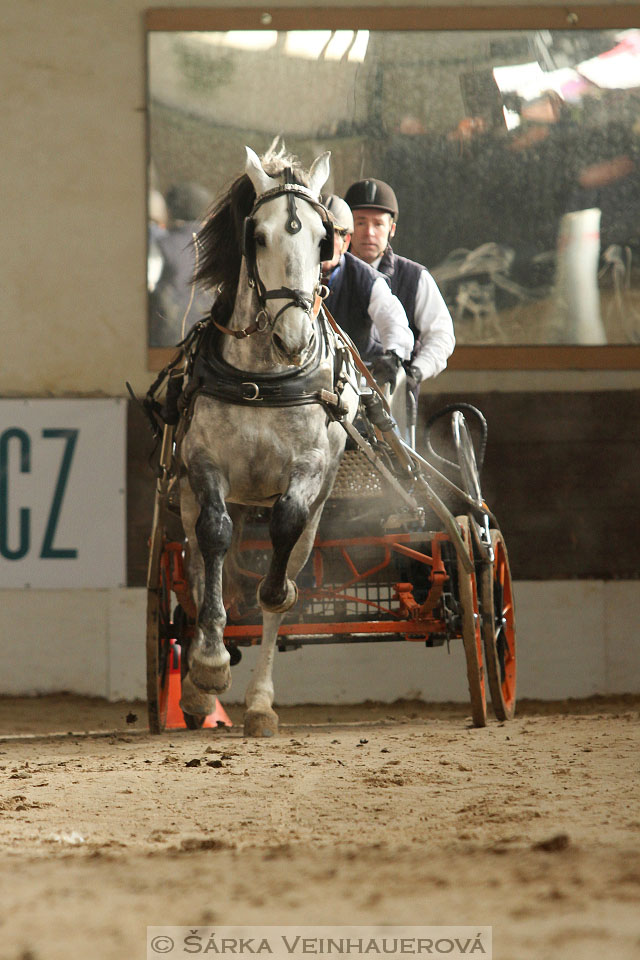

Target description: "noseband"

left=214, top=175, right=334, bottom=341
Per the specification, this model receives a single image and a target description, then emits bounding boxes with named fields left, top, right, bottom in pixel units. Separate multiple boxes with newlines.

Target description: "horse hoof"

left=180, top=674, right=218, bottom=717
left=244, top=709, right=279, bottom=738
left=189, top=658, right=232, bottom=695
left=257, top=577, right=298, bottom=613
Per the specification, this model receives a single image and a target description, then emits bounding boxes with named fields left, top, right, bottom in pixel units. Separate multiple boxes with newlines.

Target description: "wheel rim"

left=156, top=562, right=173, bottom=723
left=493, top=536, right=516, bottom=712
left=147, top=541, right=173, bottom=733
left=481, top=531, right=516, bottom=720
left=175, top=605, right=205, bottom=729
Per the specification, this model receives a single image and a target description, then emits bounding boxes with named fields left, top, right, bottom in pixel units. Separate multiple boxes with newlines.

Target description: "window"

left=147, top=6, right=640, bottom=369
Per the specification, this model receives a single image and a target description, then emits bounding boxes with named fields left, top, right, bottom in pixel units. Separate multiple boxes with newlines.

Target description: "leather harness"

left=182, top=307, right=350, bottom=416
left=214, top=175, right=334, bottom=341
left=138, top=175, right=379, bottom=436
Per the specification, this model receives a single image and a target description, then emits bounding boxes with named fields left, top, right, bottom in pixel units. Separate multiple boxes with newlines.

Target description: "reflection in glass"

left=148, top=28, right=640, bottom=348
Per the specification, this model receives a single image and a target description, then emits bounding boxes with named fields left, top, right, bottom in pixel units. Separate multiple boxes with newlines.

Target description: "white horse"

left=178, top=144, right=359, bottom=736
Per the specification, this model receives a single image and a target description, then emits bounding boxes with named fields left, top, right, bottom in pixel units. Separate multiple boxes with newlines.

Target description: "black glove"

left=370, top=351, right=402, bottom=390
left=405, top=363, right=423, bottom=393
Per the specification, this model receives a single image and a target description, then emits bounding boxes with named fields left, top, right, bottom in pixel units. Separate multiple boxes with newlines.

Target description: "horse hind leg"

left=181, top=459, right=232, bottom=709
left=222, top=504, right=250, bottom=614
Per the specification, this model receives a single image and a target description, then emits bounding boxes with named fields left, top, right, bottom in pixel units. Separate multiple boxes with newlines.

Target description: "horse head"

left=243, top=146, right=332, bottom=365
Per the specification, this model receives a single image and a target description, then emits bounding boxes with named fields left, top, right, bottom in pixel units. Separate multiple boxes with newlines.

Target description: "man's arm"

left=368, top=277, right=414, bottom=360
left=410, top=270, right=455, bottom=380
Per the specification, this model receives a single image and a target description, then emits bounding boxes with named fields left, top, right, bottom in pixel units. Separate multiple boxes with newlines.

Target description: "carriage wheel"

left=146, top=526, right=173, bottom=734
left=455, top=516, right=487, bottom=728
left=176, top=606, right=207, bottom=730
left=480, top=530, right=516, bottom=720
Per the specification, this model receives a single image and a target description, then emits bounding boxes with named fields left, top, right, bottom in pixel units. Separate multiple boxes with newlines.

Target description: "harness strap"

left=319, top=303, right=392, bottom=415
left=283, top=166, right=302, bottom=234
left=242, top=180, right=331, bottom=334
left=213, top=289, right=323, bottom=340
left=213, top=316, right=266, bottom=339
left=135, top=319, right=208, bottom=438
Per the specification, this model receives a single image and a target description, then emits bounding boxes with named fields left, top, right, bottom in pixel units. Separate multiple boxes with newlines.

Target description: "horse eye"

left=255, top=233, right=267, bottom=248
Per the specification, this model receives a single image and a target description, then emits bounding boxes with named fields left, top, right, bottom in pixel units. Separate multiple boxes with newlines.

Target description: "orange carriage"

left=146, top=389, right=516, bottom=733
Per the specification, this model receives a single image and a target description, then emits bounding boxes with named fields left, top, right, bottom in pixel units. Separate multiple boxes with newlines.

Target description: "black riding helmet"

left=343, top=179, right=398, bottom=219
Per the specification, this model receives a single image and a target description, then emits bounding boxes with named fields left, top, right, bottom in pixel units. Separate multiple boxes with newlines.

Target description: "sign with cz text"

left=0, top=399, right=126, bottom=588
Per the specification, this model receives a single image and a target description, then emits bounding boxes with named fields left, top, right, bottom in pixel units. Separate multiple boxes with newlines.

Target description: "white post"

left=551, top=207, right=607, bottom=344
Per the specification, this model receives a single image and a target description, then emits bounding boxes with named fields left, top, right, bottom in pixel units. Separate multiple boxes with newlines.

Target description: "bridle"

left=213, top=172, right=334, bottom=341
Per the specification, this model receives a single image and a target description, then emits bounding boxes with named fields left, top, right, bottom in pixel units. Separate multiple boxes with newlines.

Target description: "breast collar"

left=184, top=309, right=348, bottom=413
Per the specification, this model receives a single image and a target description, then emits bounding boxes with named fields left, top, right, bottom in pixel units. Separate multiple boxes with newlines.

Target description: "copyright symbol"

left=150, top=935, right=174, bottom=953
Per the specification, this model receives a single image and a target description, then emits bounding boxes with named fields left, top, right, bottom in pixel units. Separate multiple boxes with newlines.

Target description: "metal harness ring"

left=255, top=310, right=271, bottom=332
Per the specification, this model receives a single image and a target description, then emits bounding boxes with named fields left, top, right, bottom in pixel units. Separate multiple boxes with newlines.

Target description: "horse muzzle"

left=271, top=310, right=315, bottom=366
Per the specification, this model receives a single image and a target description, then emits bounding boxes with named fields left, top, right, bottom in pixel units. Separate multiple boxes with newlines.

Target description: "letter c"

left=0, top=428, right=31, bottom=560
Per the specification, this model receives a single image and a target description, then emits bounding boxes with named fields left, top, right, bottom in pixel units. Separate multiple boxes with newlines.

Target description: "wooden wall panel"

left=418, top=391, right=640, bottom=580
left=126, top=391, right=640, bottom=586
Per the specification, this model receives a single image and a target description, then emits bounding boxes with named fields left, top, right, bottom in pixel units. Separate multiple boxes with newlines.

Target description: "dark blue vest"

left=377, top=246, right=424, bottom=338
left=324, top=252, right=385, bottom=359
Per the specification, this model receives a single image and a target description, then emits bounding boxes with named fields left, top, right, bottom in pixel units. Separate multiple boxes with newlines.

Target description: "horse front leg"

left=257, top=482, right=311, bottom=614
left=180, top=459, right=232, bottom=714
left=245, top=466, right=326, bottom=738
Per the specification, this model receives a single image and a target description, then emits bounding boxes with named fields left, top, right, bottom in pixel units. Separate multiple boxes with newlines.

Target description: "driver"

left=344, top=179, right=455, bottom=392
left=320, top=195, right=413, bottom=390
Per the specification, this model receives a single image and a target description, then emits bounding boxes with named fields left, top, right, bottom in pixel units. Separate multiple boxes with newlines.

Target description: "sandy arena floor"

left=0, top=695, right=638, bottom=960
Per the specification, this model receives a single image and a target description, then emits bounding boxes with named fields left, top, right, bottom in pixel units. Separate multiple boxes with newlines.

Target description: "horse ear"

left=245, top=146, right=278, bottom=197
left=308, top=151, right=331, bottom=196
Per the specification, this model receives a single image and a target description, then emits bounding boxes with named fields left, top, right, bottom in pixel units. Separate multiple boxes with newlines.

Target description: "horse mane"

left=193, top=141, right=311, bottom=317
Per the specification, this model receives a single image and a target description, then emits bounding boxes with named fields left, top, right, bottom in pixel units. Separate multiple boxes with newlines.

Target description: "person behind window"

left=149, top=182, right=213, bottom=347
left=344, top=179, right=455, bottom=393
left=320, top=194, right=413, bottom=390
left=148, top=189, right=168, bottom=294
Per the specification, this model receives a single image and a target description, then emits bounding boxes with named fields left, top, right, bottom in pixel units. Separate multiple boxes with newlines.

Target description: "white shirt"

left=372, top=255, right=455, bottom=379
left=368, top=277, right=414, bottom=361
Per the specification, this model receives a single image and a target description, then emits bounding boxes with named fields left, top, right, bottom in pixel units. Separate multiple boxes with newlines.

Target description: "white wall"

left=3, top=0, right=640, bottom=398
left=2, top=0, right=638, bottom=704
left=1, top=582, right=638, bottom=702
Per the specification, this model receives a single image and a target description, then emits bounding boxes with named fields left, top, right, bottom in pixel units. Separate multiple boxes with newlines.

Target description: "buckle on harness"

left=255, top=310, right=270, bottom=332
left=242, top=382, right=261, bottom=401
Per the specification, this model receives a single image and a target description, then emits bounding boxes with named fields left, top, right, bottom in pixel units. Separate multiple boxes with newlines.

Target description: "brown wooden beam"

left=145, top=6, right=640, bottom=33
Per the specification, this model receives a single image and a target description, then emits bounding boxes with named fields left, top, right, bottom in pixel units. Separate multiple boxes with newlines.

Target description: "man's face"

left=321, top=228, right=350, bottom=273
left=350, top=209, right=396, bottom=264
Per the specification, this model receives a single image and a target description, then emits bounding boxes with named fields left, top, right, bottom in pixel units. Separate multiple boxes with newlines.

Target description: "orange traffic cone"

left=165, top=643, right=232, bottom=729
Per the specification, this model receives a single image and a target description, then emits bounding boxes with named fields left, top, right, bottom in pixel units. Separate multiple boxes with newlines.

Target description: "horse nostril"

left=272, top=333, right=287, bottom=355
